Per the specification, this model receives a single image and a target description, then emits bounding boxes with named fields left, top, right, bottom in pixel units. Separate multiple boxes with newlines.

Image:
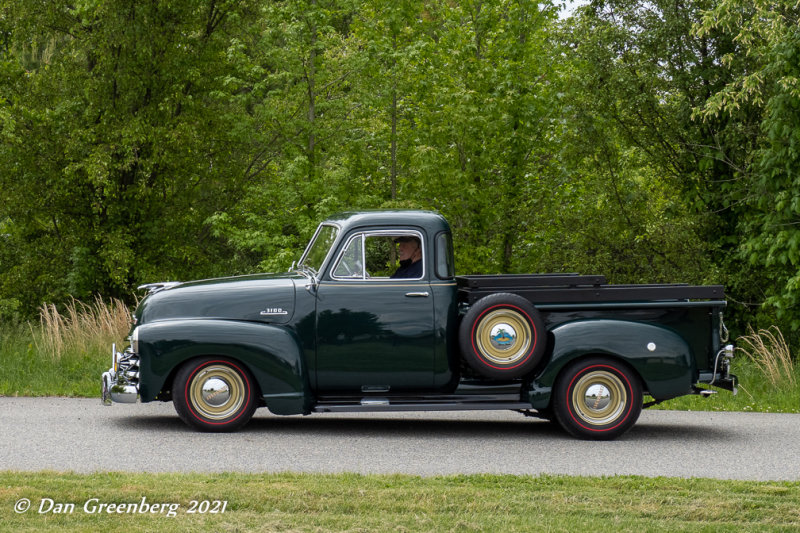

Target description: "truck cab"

left=300, top=211, right=459, bottom=394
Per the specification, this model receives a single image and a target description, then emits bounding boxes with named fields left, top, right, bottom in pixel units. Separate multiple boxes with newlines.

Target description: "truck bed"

left=456, top=273, right=724, bottom=306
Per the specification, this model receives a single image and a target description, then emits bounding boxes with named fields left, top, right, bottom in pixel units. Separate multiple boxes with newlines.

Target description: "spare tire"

left=459, top=293, right=547, bottom=379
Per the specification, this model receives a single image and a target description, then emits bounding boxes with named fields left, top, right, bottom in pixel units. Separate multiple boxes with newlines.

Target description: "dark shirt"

left=391, top=259, right=423, bottom=279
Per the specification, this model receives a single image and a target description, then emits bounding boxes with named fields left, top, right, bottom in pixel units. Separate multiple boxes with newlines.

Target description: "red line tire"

left=458, top=293, right=547, bottom=379
left=173, top=357, right=258, bottom=432
left=553, top=357, right=643, bottom=440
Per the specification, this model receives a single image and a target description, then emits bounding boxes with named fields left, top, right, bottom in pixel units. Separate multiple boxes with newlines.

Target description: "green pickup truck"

left=102, top=210, right=736, bottom=440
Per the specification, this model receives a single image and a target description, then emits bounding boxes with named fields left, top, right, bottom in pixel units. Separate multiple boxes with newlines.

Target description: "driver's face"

left=397, top=240, right=419, bottom=261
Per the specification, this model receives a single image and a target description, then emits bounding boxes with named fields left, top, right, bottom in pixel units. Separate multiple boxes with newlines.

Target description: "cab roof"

left=323, top=210, right=451, bottom=236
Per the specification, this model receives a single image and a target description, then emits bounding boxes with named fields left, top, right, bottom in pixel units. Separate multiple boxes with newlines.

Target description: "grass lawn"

left=2, top=472, right=799, bottom=532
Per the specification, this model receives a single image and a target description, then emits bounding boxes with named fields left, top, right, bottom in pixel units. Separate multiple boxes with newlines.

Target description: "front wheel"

left=173, top=357, right=258, bottom=432
left=553, top=358, right=642, bottom=440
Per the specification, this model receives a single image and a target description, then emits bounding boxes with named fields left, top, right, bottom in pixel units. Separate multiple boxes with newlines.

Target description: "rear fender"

left=529, top=319, right=694, bottom=409
left=136, top=320, right=310, bottom=415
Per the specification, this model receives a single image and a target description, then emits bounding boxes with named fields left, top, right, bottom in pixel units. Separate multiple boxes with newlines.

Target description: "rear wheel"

left=173, top=357, right=258, bottom=432
left=553, top=357, right=642, bottom=440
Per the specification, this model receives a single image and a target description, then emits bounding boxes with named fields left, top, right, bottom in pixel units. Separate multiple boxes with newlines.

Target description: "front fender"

left=137, top=319, right=310, bottom=415
left=529, top=319, right=694, bottom=408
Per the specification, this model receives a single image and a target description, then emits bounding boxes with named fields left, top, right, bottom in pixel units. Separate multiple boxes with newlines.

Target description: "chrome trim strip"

left=323, top=283, right=431, bottom=288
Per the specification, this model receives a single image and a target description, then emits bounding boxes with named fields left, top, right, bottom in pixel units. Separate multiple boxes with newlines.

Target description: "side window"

left=332, top=235, right=364, bottom=278
left=332, top=231, right=424, bottom=280
left=435, top=232, right=455, bottom=279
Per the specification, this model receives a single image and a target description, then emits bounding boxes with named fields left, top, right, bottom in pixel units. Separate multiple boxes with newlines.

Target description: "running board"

left=313, top=400, right=533, bottom=413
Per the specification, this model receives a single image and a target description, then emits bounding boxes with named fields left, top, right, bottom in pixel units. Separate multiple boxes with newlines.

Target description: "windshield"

left=299, top=224, right=339, bottom=274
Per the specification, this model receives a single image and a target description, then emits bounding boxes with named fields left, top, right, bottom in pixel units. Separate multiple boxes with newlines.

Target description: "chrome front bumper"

left=101, top=344, right=140, bottom=405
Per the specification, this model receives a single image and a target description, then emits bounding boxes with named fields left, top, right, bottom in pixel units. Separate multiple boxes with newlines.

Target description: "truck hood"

left=135, top=273, right=300, bottom=325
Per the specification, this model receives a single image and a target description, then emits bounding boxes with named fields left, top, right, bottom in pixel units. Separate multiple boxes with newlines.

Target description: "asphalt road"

left=1, top=397, right=798, bottom=481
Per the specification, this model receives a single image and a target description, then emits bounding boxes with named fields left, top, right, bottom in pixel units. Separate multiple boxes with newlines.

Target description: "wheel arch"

left=136, top=319, right=312, bottom=415
left=528, top=319, right=695, bottom=410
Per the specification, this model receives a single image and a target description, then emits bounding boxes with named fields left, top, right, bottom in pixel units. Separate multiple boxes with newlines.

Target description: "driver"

left=391, top=236, right=422, bottom=279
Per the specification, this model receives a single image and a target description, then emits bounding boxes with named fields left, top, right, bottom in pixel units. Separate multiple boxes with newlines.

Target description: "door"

left=315, top=230, right=435, bottom=392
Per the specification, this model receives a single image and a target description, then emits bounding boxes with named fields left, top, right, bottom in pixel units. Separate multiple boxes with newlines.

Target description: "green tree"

left=698, top=0, right=800, bottom=330
left=402, top=0, right=561, bottom=274
left=206, top=0, right=374, bottom=273
left=347, top=0, right=425, bottom=203
left=0, top=0, right=258, bottom=313
left=556, top=0, right=762, bottom=314
left=212, top=0, right=566, bottom=276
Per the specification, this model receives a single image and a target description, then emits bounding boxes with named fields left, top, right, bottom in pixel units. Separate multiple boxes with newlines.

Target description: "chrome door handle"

left=405, top=292, right=429, bottom=298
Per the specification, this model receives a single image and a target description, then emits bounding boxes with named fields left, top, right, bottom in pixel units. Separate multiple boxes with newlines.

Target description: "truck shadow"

left=114, top=412, right=566, bottom=438
left=252, top=417, right=733, bottom=442
left=248, top=415, right=569, bottom=439
left=115, top=412, right=734, bottom=442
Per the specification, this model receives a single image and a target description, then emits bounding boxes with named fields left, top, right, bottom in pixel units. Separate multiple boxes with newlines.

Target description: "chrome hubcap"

left=583, top=384, right=611, bottom=411
left=189, top=365, right=245, bottom=420
left=571, top=370, right=627, bottom=426
left=489, top=323, right=517, bottom=350
left=202, top=378, right=231, bottom=407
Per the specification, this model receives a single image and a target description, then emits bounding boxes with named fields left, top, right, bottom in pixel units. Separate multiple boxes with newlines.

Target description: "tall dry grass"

left=736, top=325, right=796, bottom=390
left=32, top=297, right=133, bottom=361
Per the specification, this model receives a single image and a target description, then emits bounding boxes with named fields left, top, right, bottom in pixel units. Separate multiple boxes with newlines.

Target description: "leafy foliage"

left=698, top=0, right=800, bottom=330
left=0, top=0, right=798, bottom=352
left=0, top=0, right=260, bottom=308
